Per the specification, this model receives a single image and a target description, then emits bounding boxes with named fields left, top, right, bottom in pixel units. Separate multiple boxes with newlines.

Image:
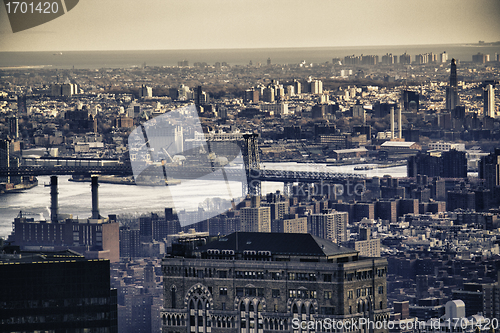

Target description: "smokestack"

left=390, top=106, right=395, bottom=139
left=91, top=175, right=100, bottom=219
left=398, top=107, right=402, bottom=139
left=50, top=175, right=58, bottom=222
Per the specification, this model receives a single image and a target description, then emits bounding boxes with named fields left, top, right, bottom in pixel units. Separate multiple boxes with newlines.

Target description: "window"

left=272, top=289, right=280, bottom=298
left=324, top=291, right=332, bottom=299
left=323, top=274, right=332, bottom=282
left=219, top=271, right=227, bottom=278
left=289, top=290, right=297, bottom=298
left=310, top=291, right=317, bottom=299
left=258, top=288, right=264, bottom=297
left=245, top=288, right=256, bottom=297
left=236, top=288, right=243, bottom=297
left=171, top=287, right=176, bottom=308
left=321, top=307, right=334, bottom=315
left=288, top=273, right=296, bottom=280
left=378, top=286, right=384, bottom=295
left=348, top=290, right=353, bottom=299
left=219, top=287, right=227, bottom=296
left=356, top=289, right=361, bottom=297
left=271, top=272, right=281, bottom=280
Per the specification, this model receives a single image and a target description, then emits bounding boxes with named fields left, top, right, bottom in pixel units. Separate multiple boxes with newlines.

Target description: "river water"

left=0, top=163, right=406, bottom=238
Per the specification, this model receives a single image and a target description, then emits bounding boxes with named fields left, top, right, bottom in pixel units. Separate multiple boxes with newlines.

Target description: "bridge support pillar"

left=91, top=175, right=100, bottom=219
left=50, top=175, right=58, bottom=222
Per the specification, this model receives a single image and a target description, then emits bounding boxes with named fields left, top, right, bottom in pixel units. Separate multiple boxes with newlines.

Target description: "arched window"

left=171, top=286, right=176, bottom=308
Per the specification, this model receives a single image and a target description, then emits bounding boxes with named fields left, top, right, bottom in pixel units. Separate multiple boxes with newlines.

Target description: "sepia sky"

left=0, top=0, right=500, bottom=52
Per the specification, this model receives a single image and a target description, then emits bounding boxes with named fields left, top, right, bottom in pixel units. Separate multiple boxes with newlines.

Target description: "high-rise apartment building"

left=308, top=211, right=348, bottom=244
left=240, top=197, right=271, bottom=233
left=479, top=149, right=500, bottom=190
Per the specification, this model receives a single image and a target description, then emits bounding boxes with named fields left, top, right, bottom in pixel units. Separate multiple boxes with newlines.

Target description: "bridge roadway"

left=0, top=165, right=365, bottom=183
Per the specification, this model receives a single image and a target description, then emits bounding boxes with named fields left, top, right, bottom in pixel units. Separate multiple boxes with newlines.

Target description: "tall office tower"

left=0, top=248, right=118, bottom=332
left=445, top=59, right=459, bottom=110
left=267, top=57, right=271, bottom=66
left=484, top=84, right=495, bottom=118
left=308, top=211, right=348, bottom=244
left=240, top=197, right=271, bottom=232
left=479, top=148, right=500, bottom=190
left=162, top=232, right=389, bottom=333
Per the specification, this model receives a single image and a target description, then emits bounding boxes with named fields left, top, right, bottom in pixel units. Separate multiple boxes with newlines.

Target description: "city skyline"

left=0, top=0, right=500, bottom=52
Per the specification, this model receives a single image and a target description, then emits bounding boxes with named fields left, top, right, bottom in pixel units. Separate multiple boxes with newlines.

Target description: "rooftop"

left=381, top=141, right=416, bottom=148
left=199, top=232, right=358, bottom=258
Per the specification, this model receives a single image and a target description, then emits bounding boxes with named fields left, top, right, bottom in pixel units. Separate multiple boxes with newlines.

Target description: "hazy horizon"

left=1, top=41, right=498, bottom=55
left=1, top=0, right=499, bottom=53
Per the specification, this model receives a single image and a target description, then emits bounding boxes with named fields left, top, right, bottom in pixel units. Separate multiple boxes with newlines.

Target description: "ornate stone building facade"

left=162, top=232, right=389, bottom=333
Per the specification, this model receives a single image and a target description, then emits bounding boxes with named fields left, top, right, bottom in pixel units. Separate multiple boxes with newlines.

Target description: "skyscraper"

left=484, top=84, right=495, bottom=118
left=0, top=248, right=118, bottom=332
left=445, top=59, right=459, bottom=110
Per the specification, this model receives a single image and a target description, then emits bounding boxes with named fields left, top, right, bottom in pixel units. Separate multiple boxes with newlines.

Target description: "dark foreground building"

left=162, top=232, right=389, bottom=333
left=0, top=247, right=118, bottom=333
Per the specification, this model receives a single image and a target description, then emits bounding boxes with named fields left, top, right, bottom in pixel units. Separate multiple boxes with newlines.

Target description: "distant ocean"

left=0, top=44, right=499, bottom=69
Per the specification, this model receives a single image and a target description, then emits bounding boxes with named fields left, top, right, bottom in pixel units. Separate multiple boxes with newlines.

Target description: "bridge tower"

left=242, top=133, right=261, bottom=196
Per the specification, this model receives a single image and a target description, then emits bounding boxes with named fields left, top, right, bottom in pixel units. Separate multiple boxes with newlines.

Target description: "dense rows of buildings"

left=0, top=49, right=499, bottom=332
